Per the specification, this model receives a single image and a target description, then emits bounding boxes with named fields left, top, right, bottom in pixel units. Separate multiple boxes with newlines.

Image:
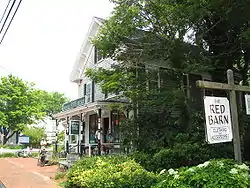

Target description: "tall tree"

left=94, top=0, right=250, bottom=81
left=0, top=75, right=68, bottom=144
left=0, top=75, right=45, bottom=144
left=36, top=90, right=68, bottom=118
left=23, top=126, right=46, bottom=148
left=88, top=0, right=250, bottom=152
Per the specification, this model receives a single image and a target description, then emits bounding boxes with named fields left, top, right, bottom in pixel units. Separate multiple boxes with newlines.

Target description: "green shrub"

left=149, top=142, right=233, bottom=172
left=129, top=151, right=153, bottom=171
left=64, top=155, right=158, bottom=188
left=154, top=159, right=250, bottom=188
left=0, top=152, right=16, bottom=158
left=1, top=145, right=25, bottom=149
left=57, top=145, right=65, bottom=153
left=55, top=172, right=66, bottom=180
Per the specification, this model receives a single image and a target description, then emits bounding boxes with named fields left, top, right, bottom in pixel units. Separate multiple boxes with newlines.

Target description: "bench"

left=59, top=153, right=80, bottom=170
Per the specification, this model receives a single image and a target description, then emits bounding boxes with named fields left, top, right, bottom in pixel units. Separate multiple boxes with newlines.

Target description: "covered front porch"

left=54, top=99, right=125, bottom=157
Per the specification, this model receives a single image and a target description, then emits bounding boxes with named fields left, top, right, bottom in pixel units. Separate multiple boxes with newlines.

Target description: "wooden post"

left=227, top=70, right=242, bottom=162
left=97, top=109, right=101, bottom=155
left=196, top=69, right=245, bottom=162
left=55, top=119, right=58, bottom=153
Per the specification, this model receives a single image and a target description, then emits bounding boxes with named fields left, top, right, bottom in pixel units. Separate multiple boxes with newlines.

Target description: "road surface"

left=0, top=158, right=59, bottom=188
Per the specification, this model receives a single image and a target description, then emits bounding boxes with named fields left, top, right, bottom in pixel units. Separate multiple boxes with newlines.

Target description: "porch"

left=54, top=98, right=126, bottom=158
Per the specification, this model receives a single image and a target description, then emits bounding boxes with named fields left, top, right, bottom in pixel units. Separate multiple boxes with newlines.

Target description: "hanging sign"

left=204, top=96, right=233, bottom=144
left=70, top=120, right=80, bottom=135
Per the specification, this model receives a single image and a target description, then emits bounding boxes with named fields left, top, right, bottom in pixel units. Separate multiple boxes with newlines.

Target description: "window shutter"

left=86, top=84, right=91, bottom=103
left=83, top=84, right=86, bottom=96
left=94, top=46, right=98, bottom=64
left=91, top=81, right=95, bottom=102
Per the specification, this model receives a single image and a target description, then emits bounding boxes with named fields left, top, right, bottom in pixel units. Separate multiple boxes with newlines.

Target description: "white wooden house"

left=54, top=17, right=214, bottom=157
left=54, top=17, right=125, bottom=156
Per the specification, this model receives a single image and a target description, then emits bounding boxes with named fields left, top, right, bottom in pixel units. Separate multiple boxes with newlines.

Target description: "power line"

left=0, top=0, right=12, bottom=25
left=0, top=0, right=23, bottom=44
left=0, top=0, right=17, bottom=35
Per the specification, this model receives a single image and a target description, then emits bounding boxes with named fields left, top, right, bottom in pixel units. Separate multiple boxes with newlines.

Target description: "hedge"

left=154, top=159, right=250, bottom=188
left=63, top=155, right=158, bottom=188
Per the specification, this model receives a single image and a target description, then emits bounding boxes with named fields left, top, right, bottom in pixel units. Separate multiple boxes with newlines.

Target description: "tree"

left=57, top=131, right=65, bottom=143
left=23, top=126, right=46, bottom=148
left=36, top=90, right=68, bottom=118
left=94, top=0, right=250, bottom=82
left=0, top=75, right=45, bottom=144
left=88, top=0, right=250, bottom=153
left=0, top=75, right=67, bottom=145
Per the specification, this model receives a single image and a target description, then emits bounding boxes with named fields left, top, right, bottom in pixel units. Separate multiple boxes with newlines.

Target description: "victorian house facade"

left=54, top=17, right=215, bottom=157
left=54, top=17, right=124, bottom=156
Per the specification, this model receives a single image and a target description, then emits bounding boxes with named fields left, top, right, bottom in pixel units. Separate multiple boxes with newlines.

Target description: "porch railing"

left=62, top=96, right=86, bottom=111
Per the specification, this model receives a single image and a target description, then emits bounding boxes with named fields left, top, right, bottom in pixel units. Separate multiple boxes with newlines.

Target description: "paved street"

left=0, top=158, right=59, bottom=188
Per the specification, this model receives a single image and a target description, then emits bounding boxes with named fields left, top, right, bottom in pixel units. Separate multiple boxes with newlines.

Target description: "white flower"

left=235, top=164, right=249, bottom=171
left=242, top=172, right=250, bottom=180
left=229, top=168, right=238, bottom=174
left=197, top=161, right=210, bottom=168
left=187, top=168, right=195, bottom=172
left=168, top=168, right=178, bottom=175
left=174, top=174, right=180, bottom=179
left=203, top=161, right=210, bottom=167
left=217, top=161, right=224, bottom=168
left=160, top=169, right=166, bottom=175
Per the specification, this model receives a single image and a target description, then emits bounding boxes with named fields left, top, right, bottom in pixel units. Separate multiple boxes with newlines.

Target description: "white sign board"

left=245, top=94, right=250, bottom=115
left=19, top=136, right=30, bottom=144
left=204, top=96, right=233, bottom=144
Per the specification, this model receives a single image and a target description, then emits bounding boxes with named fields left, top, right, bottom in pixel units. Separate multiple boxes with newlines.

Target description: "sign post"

left=196, top=69, right=250, bottom=162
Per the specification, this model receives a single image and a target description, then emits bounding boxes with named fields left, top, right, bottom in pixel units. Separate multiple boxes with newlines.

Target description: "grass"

left=0, top=152, right=16, bottom=158
left=0, top=144, right=25, bottom=149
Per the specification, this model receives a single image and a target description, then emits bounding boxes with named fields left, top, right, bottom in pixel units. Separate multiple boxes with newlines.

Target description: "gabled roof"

left=70, top=17, right=104, bottom=83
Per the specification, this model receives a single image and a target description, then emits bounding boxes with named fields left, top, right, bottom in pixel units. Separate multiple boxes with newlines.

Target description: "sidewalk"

left=0, top=158, right=59, bottom=188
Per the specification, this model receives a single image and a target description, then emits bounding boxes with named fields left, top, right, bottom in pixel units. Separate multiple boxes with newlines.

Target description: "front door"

left=103, top=118, right=109, bottom=143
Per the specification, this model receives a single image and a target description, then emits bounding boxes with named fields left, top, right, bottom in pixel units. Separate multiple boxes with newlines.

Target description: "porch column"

left=66, top=117, right=69, bottom=153
left=97, top=109, right=101, bottom=155
left=80, top=113, right=85, bottom=156
left=55, top=119, right=59, bottom=153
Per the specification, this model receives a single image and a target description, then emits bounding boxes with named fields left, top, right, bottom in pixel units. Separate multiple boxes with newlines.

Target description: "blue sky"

left=0, top=0, right=113, bottom=100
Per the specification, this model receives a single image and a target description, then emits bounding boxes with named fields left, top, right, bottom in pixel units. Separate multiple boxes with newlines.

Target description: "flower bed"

left=63, top=155, right=158, bottom=188
left=154, top=159, right=250, bottom=188
left=60, top=157, right=250, bottom=188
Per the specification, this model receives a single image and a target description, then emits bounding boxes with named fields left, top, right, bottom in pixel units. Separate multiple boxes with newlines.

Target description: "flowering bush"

left=149, top=142, right=233, bottom=172
left=154, top=159, right=250, bottom=188
left=63, top=155, right=158, bottom=188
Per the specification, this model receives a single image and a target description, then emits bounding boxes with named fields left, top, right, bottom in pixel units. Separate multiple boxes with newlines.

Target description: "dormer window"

left=94, top=46, right=103, bottom=64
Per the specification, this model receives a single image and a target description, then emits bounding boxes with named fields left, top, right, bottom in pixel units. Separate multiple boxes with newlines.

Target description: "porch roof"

left=53, top=100, right=127, bottom=120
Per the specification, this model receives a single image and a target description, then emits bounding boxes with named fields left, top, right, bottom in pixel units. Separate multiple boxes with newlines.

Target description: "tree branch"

left=6, top=131, right=16, bottom=140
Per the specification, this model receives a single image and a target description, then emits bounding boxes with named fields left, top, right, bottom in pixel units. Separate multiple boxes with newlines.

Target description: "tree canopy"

left=94, top=0, right=250, bottom=81
left=0, top=75, right=67, bottom=144
left=36, top=90, right=68, bottom=118
left=87, top=0, right=250, bottom=153
left=23, top=126, right=46, bottom=148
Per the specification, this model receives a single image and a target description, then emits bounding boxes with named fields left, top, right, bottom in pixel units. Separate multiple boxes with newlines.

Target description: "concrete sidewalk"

left=0, top=158, right=59, bottom=188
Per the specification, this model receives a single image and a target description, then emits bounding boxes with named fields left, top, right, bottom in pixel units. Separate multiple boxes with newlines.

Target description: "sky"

left=0, top=0, right=114, bottom=100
